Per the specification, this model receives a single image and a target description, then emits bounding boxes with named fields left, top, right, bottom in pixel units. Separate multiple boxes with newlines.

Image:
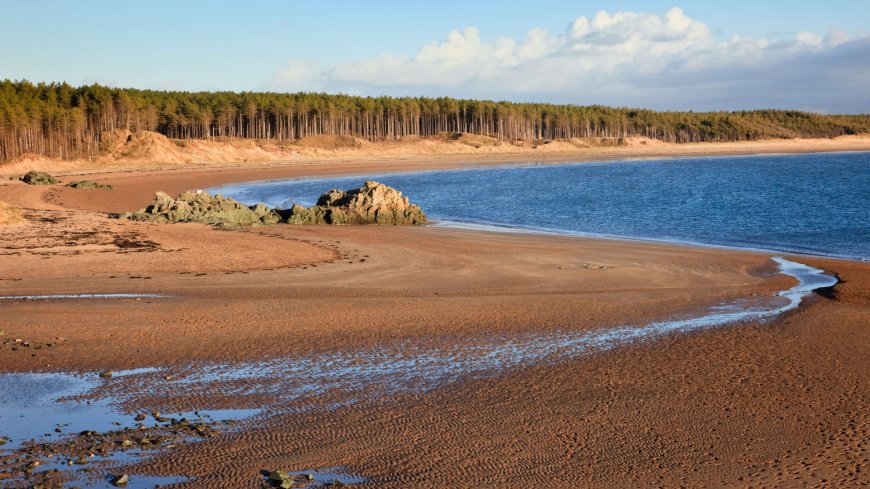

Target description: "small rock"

left=269, top=470, right=289, bottom=482
left=134, top=413, right=147, bottom=421
left=99, top=370, right=113, bottom=378
left=110, top=473, right=129, bottom=487
left=0, top=437, right=7, bottom=446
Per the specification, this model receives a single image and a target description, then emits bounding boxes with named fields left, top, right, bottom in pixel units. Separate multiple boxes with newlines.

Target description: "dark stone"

left=20, top=171, right=58, bottom=185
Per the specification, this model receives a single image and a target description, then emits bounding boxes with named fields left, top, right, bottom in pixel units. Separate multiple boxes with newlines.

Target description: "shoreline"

left=17, top=138, right=870, bottom=219
left=203, top=150, right=870, bottom=264
left=430, top=219, right=870, bottom=263
left=0, top=143, right=868, bottom=487
left=5, top=134, right=870, bottom=180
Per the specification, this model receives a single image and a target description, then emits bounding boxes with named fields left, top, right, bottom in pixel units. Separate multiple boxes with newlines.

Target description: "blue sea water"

left=211, top=151, right=870, bottom=260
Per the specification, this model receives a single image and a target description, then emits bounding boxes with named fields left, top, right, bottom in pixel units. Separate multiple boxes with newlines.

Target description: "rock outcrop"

left=120, top=182, right=426, bottom=227
left=121, top=190, right=280, bottom=227
left=20, top=171, right=58, bottom=185
left=287, top=181, right=427, bottom=225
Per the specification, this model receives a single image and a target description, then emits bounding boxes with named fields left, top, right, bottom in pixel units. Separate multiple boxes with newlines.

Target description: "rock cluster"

left=121, top=190, right=280, bottom=227
left=120, top=182, right=426, bottom=228
left=20, top=171, right=58, bottom=185
left=287, top=180, right=427, bottom=225
left=0, top=410, right=226, bottom=488
left=265, top=470, right=318, bottom=488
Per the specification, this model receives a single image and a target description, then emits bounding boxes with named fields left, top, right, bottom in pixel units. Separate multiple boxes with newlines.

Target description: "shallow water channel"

left=0, top=257, right=836, bottom=487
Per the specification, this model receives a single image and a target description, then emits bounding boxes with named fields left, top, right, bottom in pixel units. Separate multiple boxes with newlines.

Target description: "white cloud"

left=265, top=8, right=870, bottom=112
left=268, top=60, right=324, bottom=92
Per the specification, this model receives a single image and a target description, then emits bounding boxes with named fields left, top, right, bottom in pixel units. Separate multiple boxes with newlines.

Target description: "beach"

left=0, top=139, right=868, bottom=487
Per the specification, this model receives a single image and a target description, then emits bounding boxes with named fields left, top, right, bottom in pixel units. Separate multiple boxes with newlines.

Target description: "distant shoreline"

left=3, top=133, right=870, bottom=180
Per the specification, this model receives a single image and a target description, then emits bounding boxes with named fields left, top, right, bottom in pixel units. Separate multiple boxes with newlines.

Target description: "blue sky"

left=2, top=1, right=869, bottom=112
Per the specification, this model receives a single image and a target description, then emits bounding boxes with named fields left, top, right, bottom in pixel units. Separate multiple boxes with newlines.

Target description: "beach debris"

left=110, top=473, right=130, bottom=487
left=2, top=335, right=66, bottom=352
left=19, top=171, right=58, bottom=185
left=0, top=436, right=7, bottom=446
left=99, top=370, right=113, bottom=378
left=68, top=180, right=114, bottom=190
left=121, top=190, right=281, bottom=227
left=286, top=180, right=427, bottom=225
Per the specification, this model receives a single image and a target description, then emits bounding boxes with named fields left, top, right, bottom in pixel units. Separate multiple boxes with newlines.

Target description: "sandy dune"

left=3, top=131, right=870, bottom=178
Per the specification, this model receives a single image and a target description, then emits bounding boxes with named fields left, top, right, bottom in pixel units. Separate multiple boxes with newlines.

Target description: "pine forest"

left=2, top=79, right=869, bottom=161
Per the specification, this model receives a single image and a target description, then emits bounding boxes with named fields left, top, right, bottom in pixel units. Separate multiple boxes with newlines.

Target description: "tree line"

left=2, top=79, right=869, bottom=161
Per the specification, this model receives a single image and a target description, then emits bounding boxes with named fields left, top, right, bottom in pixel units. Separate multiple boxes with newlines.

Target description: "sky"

left=2, top=0, right=870, bottom=112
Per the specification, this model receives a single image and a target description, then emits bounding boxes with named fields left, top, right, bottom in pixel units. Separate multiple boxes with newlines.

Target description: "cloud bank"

left=267, top=8, right=870, bottom=112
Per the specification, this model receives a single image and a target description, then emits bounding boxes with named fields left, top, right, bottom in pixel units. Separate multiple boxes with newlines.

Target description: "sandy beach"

left=0, top=139, right=868, bottom=487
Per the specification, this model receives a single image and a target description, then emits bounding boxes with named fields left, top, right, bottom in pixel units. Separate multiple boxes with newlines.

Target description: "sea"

left=211, top=151, right=870, bottom=260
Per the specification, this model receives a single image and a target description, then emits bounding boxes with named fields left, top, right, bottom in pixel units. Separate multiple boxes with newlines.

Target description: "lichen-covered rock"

left=20, top=171, right=58, bottom=185
left=287, top=181, right=427, bottom=225
left=68, top=180, right=114, bottom=190
left=121, top=190, right=280, bottom=227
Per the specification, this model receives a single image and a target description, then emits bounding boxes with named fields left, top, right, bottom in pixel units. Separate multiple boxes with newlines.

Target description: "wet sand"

left=0, top=151, right=868, bottom=487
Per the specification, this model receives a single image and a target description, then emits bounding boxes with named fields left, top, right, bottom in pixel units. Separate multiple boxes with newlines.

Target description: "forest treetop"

left=2, top=79, right=869, bottom=161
